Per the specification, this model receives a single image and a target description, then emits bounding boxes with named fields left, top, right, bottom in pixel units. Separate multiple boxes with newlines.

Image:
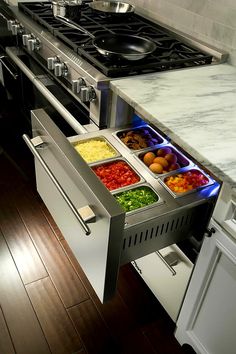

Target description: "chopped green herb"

left=114, top=186, right=158, bottom=212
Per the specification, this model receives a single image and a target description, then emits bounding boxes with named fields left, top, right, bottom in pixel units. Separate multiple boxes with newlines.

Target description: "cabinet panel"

left=175, top=219, right=236, bottom=354
left=193, top=253, right=236, bottom=354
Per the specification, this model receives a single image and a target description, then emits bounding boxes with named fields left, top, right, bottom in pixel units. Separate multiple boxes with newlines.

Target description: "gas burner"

left=19, top=1, right=213, bottom=77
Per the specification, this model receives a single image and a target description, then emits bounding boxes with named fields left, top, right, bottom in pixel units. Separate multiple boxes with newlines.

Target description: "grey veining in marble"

left=110, top=64, right=236, bottom=188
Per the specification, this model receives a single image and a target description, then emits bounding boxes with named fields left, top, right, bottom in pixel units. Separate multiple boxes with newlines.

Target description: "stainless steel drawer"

left=25, top=108, right=220, bottom=302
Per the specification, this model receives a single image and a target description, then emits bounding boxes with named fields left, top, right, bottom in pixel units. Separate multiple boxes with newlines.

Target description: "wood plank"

left=0, top=306, right=16, bottom=354
left=60, top=239, right=139, bottom=337
left=61, top=240, right=161, bottom=354
left=0, top=147, right=33, bottom=188
left=118, top=329, right=156, bottom=354
left=0, top=231, right=51, bottom=354
left=40, top=201, right=65, bottom=241
left=117, top=264, right=168, bottom=324
left=26, top=277, right=83, bottom=354
left=72, top=350, right=88, bottom=354
left=68, top=299, right=119, bottom=354
left=13, top=186, right=89, bottom=308
left=0, top=190, right=48, bottom=284
left=142, top=320, right=184, bottom=354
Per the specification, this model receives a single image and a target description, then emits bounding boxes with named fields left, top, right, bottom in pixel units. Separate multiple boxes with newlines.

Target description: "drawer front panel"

left=30, top=109, right=125, bottom=302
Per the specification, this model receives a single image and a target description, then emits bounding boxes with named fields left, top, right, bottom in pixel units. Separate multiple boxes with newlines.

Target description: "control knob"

left=47, top=56, right=60, bottom=70
left=27, top=36, right=41, bottom=52
left=79, top=86, right=96, bottom=102
left=7, top=20, right=15, bottom=32
left=7, top=20, right=23, bottom=35
left=71, top=78, right=86, bottom=94
left=54, top=62, right=68, bottom=77
left=22, top=34, right=31, bottom=46
left=12, top=23, right=24, bottom=35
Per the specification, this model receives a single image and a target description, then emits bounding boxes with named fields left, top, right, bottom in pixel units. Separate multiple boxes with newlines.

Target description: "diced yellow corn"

left=74, top=140, right=116, bottom=163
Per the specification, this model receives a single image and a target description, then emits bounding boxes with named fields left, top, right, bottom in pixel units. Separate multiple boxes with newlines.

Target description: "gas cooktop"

left=19, top=1, right=213, bottom=77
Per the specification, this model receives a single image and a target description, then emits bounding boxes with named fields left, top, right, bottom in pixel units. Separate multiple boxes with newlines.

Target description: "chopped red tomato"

left=92, top=160, right=140, bottom=190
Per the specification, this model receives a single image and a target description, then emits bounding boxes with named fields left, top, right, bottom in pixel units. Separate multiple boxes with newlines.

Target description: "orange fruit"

left=153, top=156, right=169, bottom=168
left=143, top=152, right=156, bottom=166
left=149, top=163, right=163, bottom=174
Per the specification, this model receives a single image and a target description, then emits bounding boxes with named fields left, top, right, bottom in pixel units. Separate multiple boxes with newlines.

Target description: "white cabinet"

left=175, top=219, right=236, bottom=354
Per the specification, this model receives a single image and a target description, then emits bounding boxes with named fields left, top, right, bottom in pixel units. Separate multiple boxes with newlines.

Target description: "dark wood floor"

left=0, top=94, right=187, bottom=354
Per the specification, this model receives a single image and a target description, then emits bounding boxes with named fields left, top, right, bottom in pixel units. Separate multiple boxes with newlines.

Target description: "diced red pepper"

left=165, top=170, right=208, bottom=194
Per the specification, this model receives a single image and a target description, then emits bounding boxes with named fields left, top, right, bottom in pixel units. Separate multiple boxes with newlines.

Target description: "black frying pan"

left=93, top=34, right=156, bottom=61
left=55, top=15, right=157, bottom=61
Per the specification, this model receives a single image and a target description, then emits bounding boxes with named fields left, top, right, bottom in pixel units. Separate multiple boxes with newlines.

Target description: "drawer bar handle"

left=0, top=56, right=18, bottom=80
left=22, top=134, right=91, bottom=236
left=155, top=251, right=177, bottom=276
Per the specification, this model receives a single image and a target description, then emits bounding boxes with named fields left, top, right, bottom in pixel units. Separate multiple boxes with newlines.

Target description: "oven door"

left=0, top=53, right=19, bottom=97
left=5, top=46, right=92, bottom=136
left=25, top=108, right=126, bottom=303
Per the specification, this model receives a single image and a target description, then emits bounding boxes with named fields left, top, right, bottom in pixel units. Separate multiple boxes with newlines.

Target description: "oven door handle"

left=22, top=134, right=92, bottom=236
left=0, top=55, right=18, bottom=79
left=5, top=47, right=88, bottom=135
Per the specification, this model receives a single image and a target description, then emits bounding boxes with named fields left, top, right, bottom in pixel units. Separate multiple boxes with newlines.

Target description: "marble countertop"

left=110, top=63, right=236, bottom=189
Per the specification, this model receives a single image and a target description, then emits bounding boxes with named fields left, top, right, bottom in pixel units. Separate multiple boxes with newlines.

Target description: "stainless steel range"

left=5, top=1, right=227, bottom=130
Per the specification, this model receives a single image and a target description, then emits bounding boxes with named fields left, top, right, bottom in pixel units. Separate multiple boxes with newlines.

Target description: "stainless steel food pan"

left=72, top=135, right=120, bottom=164
left=90, top=157, right=145, bottom=192
left=113, top=125, right=167, bottom=152
left=112, top=183, right=164, bottom=215
left=159, top=167, right=214, bottom=198
left=135, top=144, right=193, bottom=179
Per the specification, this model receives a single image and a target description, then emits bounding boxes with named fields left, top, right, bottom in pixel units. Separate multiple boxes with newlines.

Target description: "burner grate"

left=19, top=2, right=213, bottom=77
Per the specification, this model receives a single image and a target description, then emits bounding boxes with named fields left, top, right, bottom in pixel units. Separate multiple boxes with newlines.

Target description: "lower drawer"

left=132, top=244, right=193, bottom=321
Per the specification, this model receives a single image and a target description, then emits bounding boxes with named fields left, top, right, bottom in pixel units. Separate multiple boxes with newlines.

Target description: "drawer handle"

left=22, top=134, right=91, bottom=235
left=6, top=46, right=87, bottom=135
left=0, top=56, right=18, bottom=80
left=155, top=251, right=177, bottom=276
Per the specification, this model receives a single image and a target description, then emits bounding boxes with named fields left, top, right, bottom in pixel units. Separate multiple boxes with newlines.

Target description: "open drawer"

left=25, top=109, right=220, bottom=302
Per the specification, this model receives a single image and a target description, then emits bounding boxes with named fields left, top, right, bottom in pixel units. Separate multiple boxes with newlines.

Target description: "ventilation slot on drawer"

left=121, top=210, right=195, bottom=264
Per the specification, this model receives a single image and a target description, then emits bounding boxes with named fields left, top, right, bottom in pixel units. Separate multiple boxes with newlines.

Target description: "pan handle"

left=55, top=15, right=95, bottom=39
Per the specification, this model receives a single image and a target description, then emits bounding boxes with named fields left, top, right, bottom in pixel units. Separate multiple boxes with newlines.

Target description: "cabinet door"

left=175, top=219, right=236, bottom=354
